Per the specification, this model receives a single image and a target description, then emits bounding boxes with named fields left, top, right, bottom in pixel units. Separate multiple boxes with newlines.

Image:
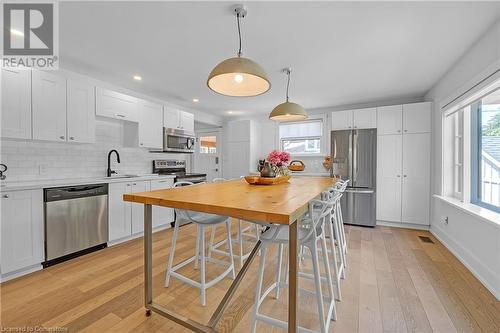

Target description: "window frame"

left=277, top=115, right=327, bottom=157
left=470, top=98, right=500, bottom=213
left=452, top=110, right=464, bottom=199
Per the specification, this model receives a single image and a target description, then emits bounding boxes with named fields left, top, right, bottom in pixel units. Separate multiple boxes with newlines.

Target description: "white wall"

left=424, top=19, right=500, bottom=300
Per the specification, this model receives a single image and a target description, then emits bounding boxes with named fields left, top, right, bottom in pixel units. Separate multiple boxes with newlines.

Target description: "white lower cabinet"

left=131, top=181, right=150, bottom=234
left=150, top=179, right=175, bottom=228
left=108, top=180, right=151, bottom=242
left=1, top=190, right=44, bottom=275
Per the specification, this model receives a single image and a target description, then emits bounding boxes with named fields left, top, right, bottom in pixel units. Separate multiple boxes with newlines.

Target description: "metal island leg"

left=288, top=219, right=298, bottom=333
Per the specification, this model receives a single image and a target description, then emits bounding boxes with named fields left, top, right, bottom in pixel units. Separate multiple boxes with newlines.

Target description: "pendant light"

left=207, top=5, right=271, bottom=97
left=269, top=68, right=307, bottom=121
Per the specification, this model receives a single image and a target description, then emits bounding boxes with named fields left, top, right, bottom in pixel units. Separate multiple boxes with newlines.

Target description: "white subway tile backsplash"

left=0, top=119, right=190, bottom=182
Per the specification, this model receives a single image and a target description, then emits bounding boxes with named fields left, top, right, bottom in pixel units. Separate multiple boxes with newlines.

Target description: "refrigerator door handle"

left=348, top=131, right=353, bottom=182
left=352, top=130, right=358, bottom=184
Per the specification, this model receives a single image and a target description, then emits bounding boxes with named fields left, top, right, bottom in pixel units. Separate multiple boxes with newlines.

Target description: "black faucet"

left=107, top=150, right=120, bottom=177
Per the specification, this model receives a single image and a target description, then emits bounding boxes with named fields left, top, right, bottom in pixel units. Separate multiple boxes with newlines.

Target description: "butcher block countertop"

left=123, top=176, right=336, bottom=225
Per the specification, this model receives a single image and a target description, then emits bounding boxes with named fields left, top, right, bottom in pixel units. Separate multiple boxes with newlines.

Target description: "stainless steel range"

left=152, top=160, right=206, bottom=184
left=153, top=159, right=206, bottom=227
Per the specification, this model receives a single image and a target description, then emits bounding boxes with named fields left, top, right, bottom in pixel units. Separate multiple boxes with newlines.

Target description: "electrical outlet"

left=39, top=164, right=48, bottom=175
left=444, top=216, right=449, bottom=225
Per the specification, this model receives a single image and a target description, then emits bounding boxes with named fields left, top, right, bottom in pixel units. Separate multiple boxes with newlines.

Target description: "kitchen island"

left=123, top=176, right=336, bottom=333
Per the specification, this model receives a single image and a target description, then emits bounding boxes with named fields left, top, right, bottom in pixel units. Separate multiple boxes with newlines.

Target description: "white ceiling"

left=60, top=1, right=500, bottom=117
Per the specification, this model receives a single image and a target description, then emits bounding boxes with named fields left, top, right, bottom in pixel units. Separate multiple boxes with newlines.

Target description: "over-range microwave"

left=162, top=127, right=195, bottom=153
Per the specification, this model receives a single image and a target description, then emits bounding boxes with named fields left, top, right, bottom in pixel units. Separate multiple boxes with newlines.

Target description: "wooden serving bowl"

left=244, top=175, right=291, bottom=185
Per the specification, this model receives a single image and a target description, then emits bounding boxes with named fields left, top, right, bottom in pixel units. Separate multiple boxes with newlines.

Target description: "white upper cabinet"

left=331, top=108, right=376, bottom=130
left=67, top=79, right=95, bottom=143
left=163, top=107, right=194, bottom=133
left=32, top=71, right=67, bottom=142
left=352, top=108, right=377, bottom=129
left=1, top=189, right=44, bottom=274
left=96, top=87, right=138, bottom=122
left=331, top=110, right=353, bottom=130
left=402, top=102, right=431, bottom=134
left=138, top=99, right=163, bottom=149
left=163, top=106, right=179, bottom=129
left=1, top=68, right=32, bottom=139
left=377, top=105, right=403, bottom=135
left=179, top=111, right=194, bottom=133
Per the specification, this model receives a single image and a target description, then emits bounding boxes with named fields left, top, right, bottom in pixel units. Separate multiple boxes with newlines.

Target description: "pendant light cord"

left=236, top=13, right=242, bottom=57
left=286, top=70, right=291, bottom=102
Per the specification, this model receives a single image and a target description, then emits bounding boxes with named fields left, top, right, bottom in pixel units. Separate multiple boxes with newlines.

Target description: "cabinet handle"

left=403, top=175, right=407, bottom=177
left=59, top=136, right=65, bottom=140
left=132, top=183, right=137, bottom=185
left=70, top=137, right=75, bottom=140
left=396, top=175, right=401, bottom=178
left=115, top=114, right=126, bottom=118
left=140, top=143, right=143, bottom=146
left=404, top=130, right=408, bottom=132
left=397, top=130, right=401, bottom=133
left=3, top=194, right=9, bottom=198
left=126, top=184, right=131, bottom=186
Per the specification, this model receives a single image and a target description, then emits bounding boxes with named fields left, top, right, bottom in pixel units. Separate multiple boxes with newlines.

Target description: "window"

left=279, top=119, right=323, bottom=155
left=471, top=88, right=500, bottom=212
left=199, top=136, right=217, bottom=154
left=443, top=84, right=500, bottom=213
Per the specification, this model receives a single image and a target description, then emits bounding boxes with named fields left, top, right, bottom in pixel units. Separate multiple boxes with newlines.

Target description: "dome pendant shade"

left=207, top=57, right=271, bottom=97
left=269, top=101, right=308, bottom=121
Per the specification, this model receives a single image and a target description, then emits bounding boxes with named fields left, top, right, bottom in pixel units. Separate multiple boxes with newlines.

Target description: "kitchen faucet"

left=107, top=150, right=120, bottom=177
left=0, top=164, right=7, bottom=180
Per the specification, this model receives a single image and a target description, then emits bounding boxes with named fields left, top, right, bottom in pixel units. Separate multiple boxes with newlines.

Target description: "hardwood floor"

left=1, top=222, right=499, bottom=332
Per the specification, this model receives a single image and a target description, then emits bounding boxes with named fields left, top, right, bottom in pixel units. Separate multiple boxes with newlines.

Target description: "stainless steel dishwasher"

left=44, top=184, right=108, bottom=267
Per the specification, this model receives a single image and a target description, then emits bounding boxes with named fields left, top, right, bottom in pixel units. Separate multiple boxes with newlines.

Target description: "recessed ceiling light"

left=133, top=75, right=142, bottom=81
left=227, top=111, right=234, bottom=114
left=10, top=29, right=24, bottom=37
left=192, top=98, right=199, bottom=103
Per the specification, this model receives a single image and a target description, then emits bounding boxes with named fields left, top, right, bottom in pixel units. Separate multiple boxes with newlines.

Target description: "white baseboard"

left=0, top=264, right=43, bottom=283
left=430, top=225, right=500, bottom=301
left=376, top=220, right=430, bottom=231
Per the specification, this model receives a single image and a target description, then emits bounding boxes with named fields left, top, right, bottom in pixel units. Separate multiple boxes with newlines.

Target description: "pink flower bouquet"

left=267, top=150, right=291, bottom=176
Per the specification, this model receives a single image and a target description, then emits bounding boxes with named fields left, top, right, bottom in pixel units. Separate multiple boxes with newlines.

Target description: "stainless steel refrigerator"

left=331, top=129, right=377, bottom=227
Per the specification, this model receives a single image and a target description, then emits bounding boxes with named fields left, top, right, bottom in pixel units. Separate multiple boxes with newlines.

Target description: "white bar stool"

left=332, top=180, right=349, bottom=277
left=208, top=177, right=261, bottom=267
left=251, top=198, right=337, bottom=333
left=164, top=181, right=236, bottom=306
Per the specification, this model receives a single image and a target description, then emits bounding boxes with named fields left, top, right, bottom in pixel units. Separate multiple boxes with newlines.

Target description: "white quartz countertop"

left=0, top=174, right=176, bottom=191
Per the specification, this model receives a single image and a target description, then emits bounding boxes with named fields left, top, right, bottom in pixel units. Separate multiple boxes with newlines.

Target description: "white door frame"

left=193, top=128, right=223, bottom=180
